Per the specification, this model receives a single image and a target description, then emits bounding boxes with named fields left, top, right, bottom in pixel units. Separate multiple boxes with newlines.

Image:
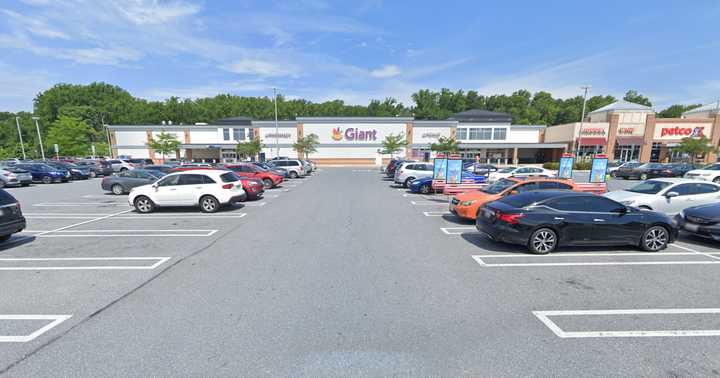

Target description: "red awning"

left=615, top=136, right=644, bottom=145
left=578, top=137, right=607, bottom=146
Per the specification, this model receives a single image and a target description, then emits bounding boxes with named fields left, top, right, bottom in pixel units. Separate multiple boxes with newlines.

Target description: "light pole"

left=14, top=117, right=26, bottom=160
left=102, top=115, right=112, bottom=158
left=573, top=85, right=591, bottom=159
left=32, top=116, right=46, bottom=160
left=273, top=87, right=279, bottom=158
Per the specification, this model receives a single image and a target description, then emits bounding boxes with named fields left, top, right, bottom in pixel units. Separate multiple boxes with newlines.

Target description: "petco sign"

left=654, top=123, right=712, bottom=140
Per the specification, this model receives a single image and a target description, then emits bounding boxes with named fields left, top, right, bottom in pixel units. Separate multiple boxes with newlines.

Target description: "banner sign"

left=590, top=156, right=609, bottom=183
left=446, top=158, right=463, bottom=184
left=558, top=155, right=574, bottom=179
left=433, top=158, right=447, bottom=180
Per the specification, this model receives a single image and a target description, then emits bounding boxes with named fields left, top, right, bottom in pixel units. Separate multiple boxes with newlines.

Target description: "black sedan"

left=614, top=162, right=697, bottom=180
left=476, top=191, right=677, bottom=254
left=674, top=203, right=720, bottom=242
left=101, top=169, right=165, bottom=194
left=44, top=161, right=91, bottom=180
left=0, top=189, right=25, bottom=242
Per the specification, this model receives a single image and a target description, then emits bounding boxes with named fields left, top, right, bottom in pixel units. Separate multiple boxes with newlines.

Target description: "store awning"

left=615, top=136, right=644, bottom=145
left=578, top=137, right=607, bottom=146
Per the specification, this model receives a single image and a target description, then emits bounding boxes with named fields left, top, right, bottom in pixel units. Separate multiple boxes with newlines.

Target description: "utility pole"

left=102, top=115, right=112, bottom=157
left=273, top=87, right=279, bottom=158
left=14, top=117, right=26, bottom=160
left=573, top=85, right=591, bottom=158
left=32, top=116, right=45, bottom=160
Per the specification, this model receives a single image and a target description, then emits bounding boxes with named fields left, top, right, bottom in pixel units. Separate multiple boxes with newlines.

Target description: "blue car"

left=15, top=163, right=69, bottom=184
left=408, top=173, right=487, bottom=194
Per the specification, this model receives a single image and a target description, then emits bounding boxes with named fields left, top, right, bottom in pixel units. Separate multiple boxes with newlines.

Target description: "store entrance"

left=614, top=144, right=640, bottom=162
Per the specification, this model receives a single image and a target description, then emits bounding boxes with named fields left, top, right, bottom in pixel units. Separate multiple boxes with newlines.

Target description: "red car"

left=224, top=163, right=283, bottom=189
left=238, top=177, right=264, bottom=201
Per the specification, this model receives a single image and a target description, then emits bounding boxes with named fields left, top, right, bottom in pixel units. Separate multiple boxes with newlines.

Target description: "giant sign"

left=303, top=123, right=406, bottom=144
left=331, top=127, right=378, bottom=142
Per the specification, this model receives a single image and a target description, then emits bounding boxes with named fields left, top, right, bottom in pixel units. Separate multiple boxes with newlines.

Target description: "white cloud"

left=110, top=0, right=202, bottom=25
left=0, top=62, right=51, bottom=111
left=1, top=9, right=69, bottom=39
left=370, top=65, right=401, bottom=78
left=222, top=59, right=299, bottom=77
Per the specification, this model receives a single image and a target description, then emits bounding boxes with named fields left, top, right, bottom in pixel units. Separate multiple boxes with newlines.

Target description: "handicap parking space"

left=0, top=172, right=314, bottom=359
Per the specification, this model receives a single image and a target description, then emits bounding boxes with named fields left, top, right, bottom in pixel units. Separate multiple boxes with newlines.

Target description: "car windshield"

left=627, top=180, right=672, bottom=194
left=701, top=164, right=720, bottom=171
left=639, top=163, right=663, bottom=169
left=497, top=167, right=517, bottom=173
left=482, top=178, right=516, bottom=194
left=147, top=171, right=166, bottom=178
left=220, top=172, right=242, bottom=182
left=623, top=163, right=641, bottom=168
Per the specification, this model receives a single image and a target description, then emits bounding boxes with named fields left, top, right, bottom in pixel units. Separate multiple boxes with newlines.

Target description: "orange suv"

left=450, top=178, right=582, bottom=221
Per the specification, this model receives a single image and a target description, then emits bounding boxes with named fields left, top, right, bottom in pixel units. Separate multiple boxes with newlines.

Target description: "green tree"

left=674, top=136, right=718, bottom=163
left=235, top=138, right=263, bottom=160
left=623, top=90, right=652, bottom=107
left=658, top=104, right=702, bottom=118
left=430, top=136, right=460, bottom=153
left=292, top=133, right=320, bottom=159
left=380, top=133, right=407, bottom=158
left=147, top=131, right=180, bottom=163
left=45, top=116, right=97, bottom=157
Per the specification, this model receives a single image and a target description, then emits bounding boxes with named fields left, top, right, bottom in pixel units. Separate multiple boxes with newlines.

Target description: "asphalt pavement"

left=0, top=168, right=719, bottom=377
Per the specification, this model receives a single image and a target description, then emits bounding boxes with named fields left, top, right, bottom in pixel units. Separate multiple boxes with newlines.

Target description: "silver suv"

left=394, top=162, right=434, bottom=187
left=271, top=159, right=305, bottom=178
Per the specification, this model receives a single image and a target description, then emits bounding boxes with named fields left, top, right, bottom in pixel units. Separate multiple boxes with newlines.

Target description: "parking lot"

left=0, top=167, right=719, bottom=376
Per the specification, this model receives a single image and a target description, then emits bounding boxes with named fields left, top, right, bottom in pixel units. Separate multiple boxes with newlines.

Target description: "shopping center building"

left=545, top=100, right=720, bottom=163
left=107, top=111, right=566, bottom=165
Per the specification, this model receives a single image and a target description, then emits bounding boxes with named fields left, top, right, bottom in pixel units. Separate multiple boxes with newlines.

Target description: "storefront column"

left=708, top=114, right=720, bottom=163
left=512, top=147, right=519, bottom=164
left=109, top=131, right=118, bottom=158
left=640, top=114, right=656, bottom=163
left=606, top=113, right=619, bottom=159
left=297, top=123, right=304, bottom=159
left=146, top=130, right=156, bottom=162
left=405, top=122, right=413, bottom=158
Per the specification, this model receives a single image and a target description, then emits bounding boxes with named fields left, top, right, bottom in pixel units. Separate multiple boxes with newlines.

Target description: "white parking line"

left=0, top=315, right=72, bottom=342
left=533, top=309, right=720, bottom=338
left=34, top=209, right=133, bottom=237
left=243, top=202, right=267, bottom=207
left=33, top=203, right=128, bottom=207
left=441, top=227, right=476, bottom=235
left=471, top=251, right=720, bottom=267
left=24, top=213, right=247, bottom=219
left=423, top=211, right=450, bottom=217
left=673, top=243, right=720, bottom=261
left=23, top=229, right=218, bottom=237
left=0, top=257, right=170, bottom=270
left=410, top=200, right=449, bottom=206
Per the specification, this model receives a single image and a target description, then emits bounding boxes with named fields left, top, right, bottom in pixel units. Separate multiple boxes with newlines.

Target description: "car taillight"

left=222, top=183, right=234, bottom=189
left=495, top=210, right=524, bottom=224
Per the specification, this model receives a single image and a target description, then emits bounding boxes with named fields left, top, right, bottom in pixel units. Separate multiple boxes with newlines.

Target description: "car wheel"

left=640, top=173, right=648, bottom=180
left=404, top=177, right=415, bottom=188
left=262, top=178, right=273, bottom=189
left=528, top=228, right=557, bottom=255
left=134, top=196, right=155, bottom=213
left=200, top=195, right=220, bottom=213
left=610, top=171, right=617, bottom=178
left=0, top=234, right=11, bottom=243
left=638, top=205, right=652, bottom=210
left=420, top=184, right=431, bottom=194
left=640, top=226, right=668, bottom=252
left=111, top=184, right=124, bottom=195
left=289, top=171, right=299, bottom=179
left=120, top=167, right=128, bottom=172
left=713, top=177, right=720, bottom=183
left=89, top=171, right=96, bottom=178
left=42, top=176, right=52, bottom=184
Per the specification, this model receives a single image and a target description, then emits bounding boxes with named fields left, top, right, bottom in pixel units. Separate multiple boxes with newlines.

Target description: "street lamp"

left=573, top=85, right=591, bottom=159
left=14, top=117, right=26, bottom=160
left=32, top=116, right=46, bottom=160
left=273, top=87, right=279, bottom=158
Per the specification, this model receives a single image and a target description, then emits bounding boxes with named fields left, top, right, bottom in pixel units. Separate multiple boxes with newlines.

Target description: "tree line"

left=0, top=82, right=703, bottom=159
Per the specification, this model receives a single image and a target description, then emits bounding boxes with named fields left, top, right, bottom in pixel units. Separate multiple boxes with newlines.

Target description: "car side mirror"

left=665, top=191, right=679, bottom=198
left=152, top=183, right=159, bottom=190
left=614, top=206, right=628, bottom=214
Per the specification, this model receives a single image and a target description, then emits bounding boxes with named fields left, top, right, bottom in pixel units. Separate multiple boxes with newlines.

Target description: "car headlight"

left=620, top=200, right=635, bottom=205
left=461, top=200, right=477, bottom=206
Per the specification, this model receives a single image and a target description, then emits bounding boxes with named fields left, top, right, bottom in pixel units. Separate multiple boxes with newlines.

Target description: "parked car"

left=224, top=163, right=283, bottom=188
left=108, top=159, right=136, bottom=172
left=674, top=203, right=720, bottom=241
left=127, top=158, right=154, bottom=167
left=101, top=169, right=166, bottom=195
left=250, top=162, right=288, bottom=178
left=612, top=162, right=651, bottom=179
left=607, top=161, right=640, bottom=177
left=0, top=166, right=32, bottom=187
left=487, top=166, right=555, bottom=182
left=300, top=160, right=313, bottom=175
left=15, top=163, right=69, bottom=183
left=684, top=163, right=720, bottom=183
left=394, top=162, right=434, bottom=187
left=476, top=191, right=677, bottom=254
left=465, top=163, right=498, bottom=175
left=128, top=170, right=247, bottom=213
left=409, top=172, right=487, bottom=194
left=238, top=177, right=264, bottom=201
left=604, top=178, right=720, bottom=214
left=385, top=159, right=415, bottom=177
left=76, top=160, right=114, bottom=177
left=143, top=164, right=177, bottom=174
left=44, top=161, right=91, bottom=180
left=268, top=159, right=305, bottom=178
left=450, top=178, right=588, bottom=221
left=0, top=189, right=25, bottom=242
left=613, top=162, right=691, bottom=180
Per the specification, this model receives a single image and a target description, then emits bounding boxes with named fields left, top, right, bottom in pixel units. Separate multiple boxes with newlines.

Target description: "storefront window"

left=650, top=142, right=662, bottom=162
left=456, top=128, right=467, bottom=140
left=577, top=145, right=604, bottom=159
left=222, top=128, right=231, bottom=140
left=613, top=144, right=640, bottom=162
left=493, top=128, right=507, bottom=140
left=468, top=128, right=492, bottom=140
left=233, top=128, right=245, bottom=141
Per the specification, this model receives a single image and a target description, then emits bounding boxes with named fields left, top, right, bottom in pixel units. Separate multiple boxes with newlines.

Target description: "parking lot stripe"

left=0, top=315, right=72, bottom=343
left=411, top=200, right=449, bottom=206
left=34, top=209, right=133, bottom=237
left=0, top=257, right=171, bottom=270
left=441, top=227, right=476, bottom=235
left=533, top=309, right=720, bottom=338
left=471, top=254, right=720, bottom=268
left=24, top=213, right=248, bottom=219
left=23, top=229, right=218, bottom=237
left=243, top=202, right=267, bottom=207
left=423, top=211, right=450, bottom=217
left=33, top=203, right=128, bottom=207
left=672, top=243, right=720, bottom=261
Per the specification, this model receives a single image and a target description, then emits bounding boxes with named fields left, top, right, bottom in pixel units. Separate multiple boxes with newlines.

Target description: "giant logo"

left=331, top=127, right=378, bottom=141
left=660, top=126, right=704, bottom=138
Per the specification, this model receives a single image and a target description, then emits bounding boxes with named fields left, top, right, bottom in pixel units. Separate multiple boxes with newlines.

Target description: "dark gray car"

left=101, top=169, right=165, bottom=195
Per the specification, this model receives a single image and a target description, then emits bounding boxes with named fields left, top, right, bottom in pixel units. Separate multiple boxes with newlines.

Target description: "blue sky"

left=1, top=0, right=719, bottom=112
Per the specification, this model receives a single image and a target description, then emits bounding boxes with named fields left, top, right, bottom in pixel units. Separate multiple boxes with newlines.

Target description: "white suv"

left=271, top=160, right=305, bottom=178
left=128, top=170, right=247, bottom=213
left=394, top=162, right=434, bottom=187
left=684, top=163, right=720, bottom=183
left=109, top=159, right=136, bottom=172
